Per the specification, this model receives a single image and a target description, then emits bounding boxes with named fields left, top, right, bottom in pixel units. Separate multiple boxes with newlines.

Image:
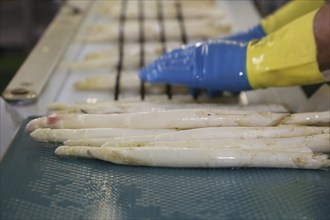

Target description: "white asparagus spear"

left=99, top=134, right=330, bottom=153
left=55, top=146, right=330, bottom=169
left=73, top=74, right=188, bottom=94
left=63, top=134, right=329, bottom=153
left=74, top=74, right=140, bottom=91
left=33, top=126, right=329, bottom=143
left=26, top=110, right=288, bottom=131
left=140, top=94, right=238, bottom=104
left=162, top=19, right=232, bottom=41
left=30, top=128, right=175, bottom=143
left=69, top=57, right=117, bottom=71
left=60, top=142, right=313, bottom=153
left=97, top=0, right=159, bottom=19
left=64, top=131, right=329, bottom=148
left=48, top=101, right=289, bottom=114
left=153, top=126, right=330, bottom=140
left=69, top=50, right=160, bottom=71
left=82, top=42, right=180, bottom=61
left=282, top=111, right=330, bottom=126
left=64, top=138, right=113, bottom=147
left=84, top=19, right=231, bottom=43
left=97, top=1, right=225, bottom=19
left=69, top=55, right=153, bottom=71
left=72, top=41, right=178, bottom=73
left=83, top=50, right=116, bottom=60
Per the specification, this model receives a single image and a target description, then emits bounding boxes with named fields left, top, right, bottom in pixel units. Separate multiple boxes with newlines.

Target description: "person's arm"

left=139, top=4, right=330, bottom=92
left=225, top=0, right=326, bottom=42
left=261, top=0, right=325, bottom=34
left=246, top=4, right=329, bottom=89
left=314, top=1, right=330, bottom=72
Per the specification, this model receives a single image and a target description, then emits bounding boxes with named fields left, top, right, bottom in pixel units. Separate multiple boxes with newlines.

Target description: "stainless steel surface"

left=2, top=1, right=91, bottom=104
left=298, top=84, right=330, bottom=112
left=240, top=87, right=308, bottom=113
left=2, top=0, right=261, bottom=118
left=217, top=0, right=260, bottom=32
left=2, top=88, right=37, bottom=104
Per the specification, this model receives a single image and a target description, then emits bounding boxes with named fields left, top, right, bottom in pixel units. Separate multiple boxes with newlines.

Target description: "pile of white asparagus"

left=26, top=101, right=330, bottom=170
left=85, top=0, right=231, bottom=43
left=69, top=0, right=232, bottom=94
left=27, top=1, right=330, bottom=169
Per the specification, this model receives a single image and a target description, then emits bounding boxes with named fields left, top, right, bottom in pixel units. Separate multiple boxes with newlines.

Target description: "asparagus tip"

left=25, top=119, right=37, bottom=132
left=55, top=146, right=65, bottom=155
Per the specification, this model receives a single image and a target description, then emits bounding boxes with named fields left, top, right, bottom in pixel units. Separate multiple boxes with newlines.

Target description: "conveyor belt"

left=1, top=1, right=329, bottom=218
left=1, top=118, right=329, bottom=220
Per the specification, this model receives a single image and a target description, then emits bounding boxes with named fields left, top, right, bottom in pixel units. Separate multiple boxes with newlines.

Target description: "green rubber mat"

left=1, top=117, right=330, bottom=220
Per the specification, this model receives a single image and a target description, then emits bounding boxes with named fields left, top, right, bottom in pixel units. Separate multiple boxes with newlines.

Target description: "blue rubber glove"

left=206, top=25, right=266, bottom=95
left=223, top=24, right=266, bottom=42
left=202, top=25, right=266, bottom=96
left=139, top=40, right=252, bottom=92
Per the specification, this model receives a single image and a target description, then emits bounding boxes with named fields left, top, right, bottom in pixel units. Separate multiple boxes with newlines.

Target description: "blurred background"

left=0, top=0, right=288, bottom=94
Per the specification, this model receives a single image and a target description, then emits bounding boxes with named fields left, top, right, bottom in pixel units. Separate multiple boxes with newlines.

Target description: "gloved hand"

left=223, top=0, right=325, bottom=43
left=140, top=9, right=328, bottom=92
left=223, top=24, right=266, bottom=42
left=139, top=40, right=252, bottom=92
left=207, top=24, right=266, bottom=96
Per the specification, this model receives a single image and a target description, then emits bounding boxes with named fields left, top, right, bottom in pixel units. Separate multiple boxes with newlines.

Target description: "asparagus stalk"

left=73, top=75, right=189, bottom=95
left=282, top=111, right=330, bottom=126
left=97, top=134, right=330, bottom=153
left=31, top=126, right=329, bottom=143
left=69, top=53, right=157, bottom=71
left=55, top=146, right=330, bottom=169
left=84, top=19, right=231, bottom=43
left=97, top=0, right=225, bottom=19
left=74, top=74, right=140, bottom=91
left=47, top=101, right=288, bottom=114
left=26, top=110, right=288, bottom=131
left=30, top=128, right=175, bottom=143
left=82, top=41, right=179, bottom=61
left=69, top=57, right=117, bottom=71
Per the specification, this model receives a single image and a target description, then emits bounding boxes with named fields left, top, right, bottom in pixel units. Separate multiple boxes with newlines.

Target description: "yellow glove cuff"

left=247, top=9, right=327, bottom=89
left=261, top=0, right=325, bottom=34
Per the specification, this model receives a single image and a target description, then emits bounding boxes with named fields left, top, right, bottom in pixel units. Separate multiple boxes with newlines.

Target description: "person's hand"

left=140, top=6, right=329, bottom=93
left=223, top=24, right=266, bottom=42
left=139, top=40, right=252, bottom=92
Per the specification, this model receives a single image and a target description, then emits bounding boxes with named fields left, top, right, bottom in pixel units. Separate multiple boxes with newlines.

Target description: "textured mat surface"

left=1, top=117, right=330, bottom=220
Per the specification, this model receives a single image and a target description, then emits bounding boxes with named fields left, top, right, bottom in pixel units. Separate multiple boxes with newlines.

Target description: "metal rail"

left=2, top=1, right=91, bottom=104
left=114, top=0, right=127, bottom=100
